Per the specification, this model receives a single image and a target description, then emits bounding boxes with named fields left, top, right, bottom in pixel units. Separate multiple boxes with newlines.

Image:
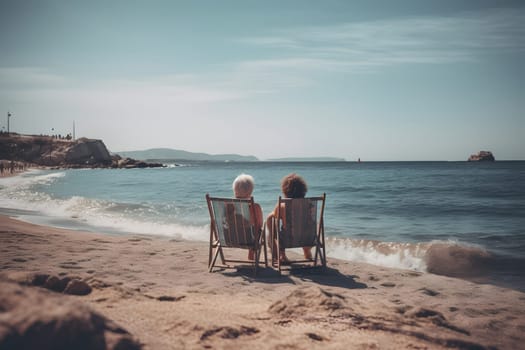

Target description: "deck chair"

left=206, top=194, right=267, bottom=275
left=270, top=193, right=327, bottom=272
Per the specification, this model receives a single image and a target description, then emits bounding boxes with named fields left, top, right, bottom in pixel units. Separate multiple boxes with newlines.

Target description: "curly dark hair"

left=281, top=173, right=308, bottom=198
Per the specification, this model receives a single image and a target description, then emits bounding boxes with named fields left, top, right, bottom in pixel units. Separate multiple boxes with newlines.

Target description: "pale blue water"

left=1, top=161, right=524, bottom=290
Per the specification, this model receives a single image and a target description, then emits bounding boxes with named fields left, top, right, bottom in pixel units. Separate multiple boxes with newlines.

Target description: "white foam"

left=0, top=170, right=209, bottom=241
left=325, top=238, right=429, bottom=272
left=1, top=170, right=490, bottom=275
left=0, top=169, right=64, bottom=189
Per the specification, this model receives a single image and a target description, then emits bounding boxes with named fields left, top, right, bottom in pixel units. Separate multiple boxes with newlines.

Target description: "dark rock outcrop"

left=0, top=133, right=164, bottom=169
left=111, top=154, right=164, bottom=169
left=468, top=151, right=495, bottom=162
left=0, top=280, right=141, bottom=350
left=29, top=273, right=93, bottom=296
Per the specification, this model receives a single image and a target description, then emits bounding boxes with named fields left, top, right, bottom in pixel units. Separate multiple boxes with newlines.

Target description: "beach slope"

left=1, top=215, right=524, bottom=349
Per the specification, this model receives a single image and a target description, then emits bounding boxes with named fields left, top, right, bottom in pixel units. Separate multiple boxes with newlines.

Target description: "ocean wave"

left=2, top=168, right=522, bottom=282
left=326, top=238, right=429, bottom=272
left=0, top=171, right=209, bottom=242
left=1, top=192, right=209, bottom=242
left=0, top=169, right=65, bottom=190
left=325, top=237, right=494, bottom=278
left=423, top=241, right=492, bottom=277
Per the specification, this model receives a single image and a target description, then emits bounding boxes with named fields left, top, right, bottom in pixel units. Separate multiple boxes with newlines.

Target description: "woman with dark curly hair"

left=266, top=173, right=313, bottom=264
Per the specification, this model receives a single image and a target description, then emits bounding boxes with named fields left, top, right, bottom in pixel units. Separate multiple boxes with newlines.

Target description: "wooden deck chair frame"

left=206, top=194, right=267, bottom=275
left=270, top=193, right=327, bottom=272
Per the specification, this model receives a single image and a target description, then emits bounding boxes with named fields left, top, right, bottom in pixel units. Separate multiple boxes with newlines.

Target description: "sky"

left=0, top=0, right=524, bottom=161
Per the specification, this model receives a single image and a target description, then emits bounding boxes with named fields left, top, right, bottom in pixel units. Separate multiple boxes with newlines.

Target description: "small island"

left=468, top=151, right=495, bottom=162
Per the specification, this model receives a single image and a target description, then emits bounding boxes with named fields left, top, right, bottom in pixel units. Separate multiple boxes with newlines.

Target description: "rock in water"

left=468, top=151, right=495, bottom=162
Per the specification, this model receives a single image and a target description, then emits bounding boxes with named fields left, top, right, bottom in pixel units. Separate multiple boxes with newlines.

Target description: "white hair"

left=232, top=173, right=255, bottom=199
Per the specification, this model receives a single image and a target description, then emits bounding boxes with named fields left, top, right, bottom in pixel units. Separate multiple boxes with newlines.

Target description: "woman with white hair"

left=232, top=173, right=264, bottom=260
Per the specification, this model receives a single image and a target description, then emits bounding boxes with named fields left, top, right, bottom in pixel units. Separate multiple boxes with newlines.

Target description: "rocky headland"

left=0, top=133, right=164, bottom=169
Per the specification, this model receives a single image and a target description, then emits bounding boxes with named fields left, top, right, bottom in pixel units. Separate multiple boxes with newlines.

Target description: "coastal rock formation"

left=111, top=154, right=164, bottom=169
left=0, top=133, right=163, bottom=169
left=468, top=151, right=495, bottom=162
left=0, top=280, right=141, bottom=350
left=65, top=137, right=112, bottom=165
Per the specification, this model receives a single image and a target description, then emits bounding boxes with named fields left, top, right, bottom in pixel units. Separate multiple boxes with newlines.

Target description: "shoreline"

left=3, top=202, right=524, bottom=294
left=2, top=167, right=525, bottom=296
left=1, top=214, right=524, bottom=349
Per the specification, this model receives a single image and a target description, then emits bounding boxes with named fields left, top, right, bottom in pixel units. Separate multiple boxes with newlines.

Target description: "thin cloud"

left=0, top=68, right=68, bottom=90
left=239, top=7, right=525, bottom=72
left=0, top=68, right=248, bottom=104
left=3, top=7, right=522, bottom=106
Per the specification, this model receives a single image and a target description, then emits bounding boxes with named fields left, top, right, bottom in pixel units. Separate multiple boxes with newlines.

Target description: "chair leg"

left=253, top=246, right=259, bottom=277
left=317, top=241, right=326, bottom=267
left=271, top=240, right=277, bottom=267
left=208, top=228, right=214, bottom=268
left=258, top=227, right=268, bottom=268
left=218, top=244, right=226, bottom=265
left=263, top=234, right=268, bottom=267
left=209, top=245, right=221, bottom=272
left=208, top=242, right=213, bottom=268
left=272, top=219, right=279, bottom=269
left=276, top=237, right=281, bottom=273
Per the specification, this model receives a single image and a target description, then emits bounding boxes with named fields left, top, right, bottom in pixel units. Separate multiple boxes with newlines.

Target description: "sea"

left=1, top=161, right=524, bottom=291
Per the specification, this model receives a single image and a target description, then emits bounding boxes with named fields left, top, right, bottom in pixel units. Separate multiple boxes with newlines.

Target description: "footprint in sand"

left=404, top=271, right=422, bottom=277
left=408, top=308, right=470, bottom=335
left=59, top=261, right=83, bottom=270
left=157, top=295, right=185, bottom=302
left=395, top=305, right=413, bottom=314
left=92, top=239, right=113, bottom=244
left=200, top=326, right=259, bottom=341
left=306, top=332, right=325, bottom=341
left=380, top=282, right=396, bottom=287
left=29, top=273, right=92, bottom=295
left=275, top=319, right=292, bottom=326
left=419, top=287, right=440, bottom=296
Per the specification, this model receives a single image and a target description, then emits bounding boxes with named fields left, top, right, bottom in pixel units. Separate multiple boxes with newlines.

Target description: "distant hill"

left=266, top=157, right=346, bottom=162
left=117, top=148, right=259, bottom=162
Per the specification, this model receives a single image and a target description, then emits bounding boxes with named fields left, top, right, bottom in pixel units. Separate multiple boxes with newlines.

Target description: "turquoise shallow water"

left=1, top=161, right=524, bottom=290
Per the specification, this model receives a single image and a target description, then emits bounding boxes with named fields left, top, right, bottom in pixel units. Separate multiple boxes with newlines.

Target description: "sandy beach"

left=1, top=214, right=524, bottom=349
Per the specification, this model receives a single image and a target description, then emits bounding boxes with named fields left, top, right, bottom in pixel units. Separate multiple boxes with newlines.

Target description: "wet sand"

left=1, top=214, right=524, bottom=349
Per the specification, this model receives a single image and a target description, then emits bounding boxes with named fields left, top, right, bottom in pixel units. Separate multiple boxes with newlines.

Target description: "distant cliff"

left=117, top=148, right=259, bottom=162
left=0, top=133, right=163, bottom=168
left=468, top=151, right=495, bottom=162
